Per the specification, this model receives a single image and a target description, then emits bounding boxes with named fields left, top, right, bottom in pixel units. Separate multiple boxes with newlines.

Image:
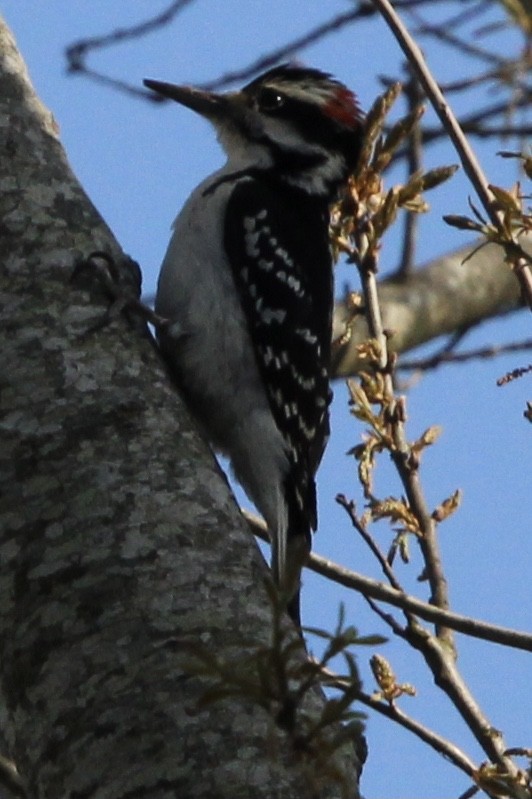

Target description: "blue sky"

left=2, top=3, right=530, bottom=798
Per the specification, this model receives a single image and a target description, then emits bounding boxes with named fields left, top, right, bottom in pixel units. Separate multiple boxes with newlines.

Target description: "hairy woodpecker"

left=144, top=65, right=363, bottom=624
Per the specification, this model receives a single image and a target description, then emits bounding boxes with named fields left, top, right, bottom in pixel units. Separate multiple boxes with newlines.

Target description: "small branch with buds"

left=369, top=0, right=532, bottom=310
left=329, top=74, right=526, bottom=786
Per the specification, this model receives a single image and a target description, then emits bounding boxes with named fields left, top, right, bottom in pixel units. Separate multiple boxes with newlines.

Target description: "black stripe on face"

left=244, top=89, right=362, bottom=174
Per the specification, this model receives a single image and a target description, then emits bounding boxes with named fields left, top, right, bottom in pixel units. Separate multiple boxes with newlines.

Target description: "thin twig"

left=369, top=0, right=532, bottom=309
left=457, top=786, right=480, bottom=799
left=318, top=666, right=478, bottom=780
left=440, top=61, right=530, bottom=95
left=199, top=0, right=457, bottom=90
left=363, top=594, right=406, bottom=635
left=399, top=338, right=532, bottom=373
left=313, top=552, right=532, bottom=652
left=399, top=324, right=473, bottom=373
left=410, top=0, right=491, bottom=39
left=421, top=120, right=532, bottom=145
left=245, top=512, right=532, bottom=653
left=401, top=620, right=518, bottom=775
left=411, top=18, right=506, bottom=66
left=354, top=685, right=502, bottom=798
left=455, top=124, right=532, bottom=139
left=438, top=93, right=532, bottom=135
left=200, top=6, right=373, bottom=91
left=398, top=66, right=424, bottom=277
left=354, top=689, right=478, bottom=779
left=356, top=239, right=453, bottom=644
left=335, top=494, right=403, bottom=592
left=66, top=0, right=196, bottom=70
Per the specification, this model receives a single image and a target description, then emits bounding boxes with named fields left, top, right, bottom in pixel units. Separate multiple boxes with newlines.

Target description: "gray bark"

left=0, top=17, right=363, bottom=799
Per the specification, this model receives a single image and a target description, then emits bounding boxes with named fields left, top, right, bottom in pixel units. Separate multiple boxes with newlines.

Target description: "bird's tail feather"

left=272, top=500, right=311, bottom=626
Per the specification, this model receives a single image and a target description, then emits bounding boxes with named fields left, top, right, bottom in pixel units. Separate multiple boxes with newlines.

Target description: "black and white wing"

left=224, top=176, right=334, bottom=542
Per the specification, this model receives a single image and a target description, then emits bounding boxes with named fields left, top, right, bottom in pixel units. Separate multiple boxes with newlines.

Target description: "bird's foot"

left=72, top=250, right=170, bottom=335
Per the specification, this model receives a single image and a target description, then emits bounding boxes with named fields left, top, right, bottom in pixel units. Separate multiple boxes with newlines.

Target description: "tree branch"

left=353, top=182, right=454, bottom=647
left=369, top=0, right=532, bottom=308
left=352, top=688, right=478, bottom=780
left=332, top=238, right=526, bottom=379
left=398, top=337, right=532, bottom=373
left=246, top=514, right=532, bottom=653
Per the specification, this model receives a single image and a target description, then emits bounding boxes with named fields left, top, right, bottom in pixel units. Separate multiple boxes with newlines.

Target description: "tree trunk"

left=0, top=17, right=363, bottom=799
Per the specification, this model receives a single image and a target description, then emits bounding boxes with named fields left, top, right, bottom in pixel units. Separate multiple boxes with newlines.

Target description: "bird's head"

left=144, top=64, right=364, bottom=198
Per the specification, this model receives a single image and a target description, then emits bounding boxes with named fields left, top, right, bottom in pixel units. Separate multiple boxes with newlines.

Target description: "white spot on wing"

left=290, top=365, right=316, bottom=391
left=284, top=403, right=294, bottom=419
left=295, top=327, right=318, bottom=345
left=262, top=346, right=274, bottom=366
left=271, top=387, right=284, bottom=407
left=258, top=259, right=274, bottom=272
left=275, top=270, right=304, bottom=297
left=245, top=230, right=260, bottom=257
left=259, top=307, right=287, bottom=325
left=298, top=417, right=317, bottom=440
left=275, top=247, right=294, bottom=267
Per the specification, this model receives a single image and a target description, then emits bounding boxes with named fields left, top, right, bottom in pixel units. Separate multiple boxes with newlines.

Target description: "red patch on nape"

left=324, top=86, right=362, bottom=128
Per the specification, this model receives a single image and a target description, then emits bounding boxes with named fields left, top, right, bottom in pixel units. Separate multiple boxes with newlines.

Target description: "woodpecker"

left=144, top=65, right=363, bottom=624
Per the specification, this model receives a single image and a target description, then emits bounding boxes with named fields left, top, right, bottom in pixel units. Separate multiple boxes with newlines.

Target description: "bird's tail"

left=272, top=483, right=313, bottom=626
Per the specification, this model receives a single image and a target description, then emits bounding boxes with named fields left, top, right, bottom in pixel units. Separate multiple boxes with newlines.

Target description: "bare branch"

left=369, top=0, right=532, bottom=308
left=318, top=668, right=490, bottom=794
left=351, top=194, right=453, bottom=647
left=402, top=621, right=519, bottom=776
left=397, top=68, right=424, bottom=277
left=62, top=0, right=457, bottom=93
left=440, top=61, right=530, bottom=95
left=200, top=6, right=374, bottom=91
left=411, top=16, right=506, bottom=65
left=352, top=687, right=478, bottom=779
left=66, top=0, right=196, bottom=70
left=457, top=786, right=480, bottom=799
left=399, top=337, right=532, bottom=373
left=335, top=495, right=404, bottom=593
left=246, top=512, right=532, bottom=653
left=363, top=593, right=407, bottom=636
left=332, top=238, right=527, bottom=378
left=411, top=0, right=492, bottom=40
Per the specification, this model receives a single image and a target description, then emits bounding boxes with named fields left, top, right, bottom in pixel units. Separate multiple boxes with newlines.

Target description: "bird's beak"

left=143, top=79, right=228, bottom=121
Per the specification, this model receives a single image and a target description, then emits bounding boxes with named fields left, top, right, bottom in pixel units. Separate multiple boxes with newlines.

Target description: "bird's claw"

left=72, top=251, right=170, bottom=335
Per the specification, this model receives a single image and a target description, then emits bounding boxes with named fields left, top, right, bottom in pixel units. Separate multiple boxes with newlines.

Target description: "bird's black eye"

left=256, top=87, right=285, bottom=113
